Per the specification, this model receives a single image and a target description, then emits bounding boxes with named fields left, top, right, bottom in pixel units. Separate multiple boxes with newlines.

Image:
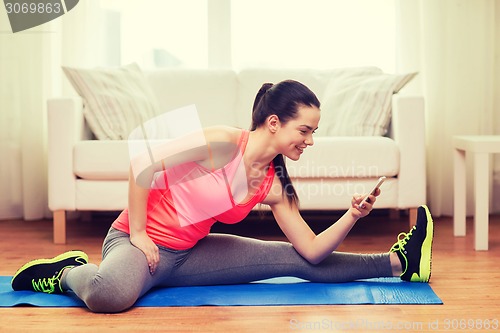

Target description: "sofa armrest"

left=389, top=95, right=426, bottom=208
left=47, top=97, right=85, bottom=211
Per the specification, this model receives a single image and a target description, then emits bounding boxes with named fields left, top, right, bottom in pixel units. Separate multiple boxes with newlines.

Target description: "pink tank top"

left=112, top=130, right=275, bottom=250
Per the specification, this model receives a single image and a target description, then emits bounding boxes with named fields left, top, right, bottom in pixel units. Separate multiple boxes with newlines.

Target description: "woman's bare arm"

left=267, top=179, right=378, bottom=264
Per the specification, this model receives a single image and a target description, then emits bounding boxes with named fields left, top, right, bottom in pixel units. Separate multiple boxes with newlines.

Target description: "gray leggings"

left=63, top=227, right=392, bottom=313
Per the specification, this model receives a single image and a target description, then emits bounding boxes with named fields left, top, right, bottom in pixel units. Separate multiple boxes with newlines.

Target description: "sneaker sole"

left=412, top=205, right=434, bottom=282
left=11, top=250, right=89, bottom=283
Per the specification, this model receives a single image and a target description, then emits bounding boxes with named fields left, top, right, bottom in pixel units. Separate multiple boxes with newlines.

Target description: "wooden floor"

left=1, top=211, right=499, bottom=333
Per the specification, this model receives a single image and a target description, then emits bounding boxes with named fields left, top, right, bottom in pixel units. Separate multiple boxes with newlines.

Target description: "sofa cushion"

left=75, top=180, right=128, bottom=210
left=319, top=69, right=416, bottom=136
left=74, top=141, right=129, bottom=180
left=63, top=63, right=160, bottom=140
left=292, top=177, right=398, bottom=210
left=74, top=136, right=399, bottom=180
left=286, top=136, right=399, bottom=178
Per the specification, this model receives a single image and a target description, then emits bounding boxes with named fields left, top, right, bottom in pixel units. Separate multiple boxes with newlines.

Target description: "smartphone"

left=359, top=176, right=386, bottom=207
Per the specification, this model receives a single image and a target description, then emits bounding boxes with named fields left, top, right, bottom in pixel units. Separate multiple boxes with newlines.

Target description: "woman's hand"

left=349, top=188, right=380, bottom=220
left=130, top=230, right=159, bottom=274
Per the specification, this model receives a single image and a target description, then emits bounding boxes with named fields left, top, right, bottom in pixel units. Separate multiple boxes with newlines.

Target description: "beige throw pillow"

left=63, top=63, right=160, bottom=140
left=319, top=69, right=417, bottom=136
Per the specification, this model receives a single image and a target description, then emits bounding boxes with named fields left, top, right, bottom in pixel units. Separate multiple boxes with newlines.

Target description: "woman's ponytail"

left=251, top=83, right=274, bottom=131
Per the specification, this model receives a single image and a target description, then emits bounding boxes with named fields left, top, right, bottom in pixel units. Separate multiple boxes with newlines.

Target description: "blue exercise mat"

left=0, top=276, right=442, bottom=307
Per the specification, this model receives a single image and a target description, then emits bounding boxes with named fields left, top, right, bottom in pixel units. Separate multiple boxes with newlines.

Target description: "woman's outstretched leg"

left=167, top=205, right=434, bottom=286
left=166, top=233, right=393, bottom=286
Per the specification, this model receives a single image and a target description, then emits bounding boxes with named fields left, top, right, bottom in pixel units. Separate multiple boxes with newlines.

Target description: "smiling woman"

left=11, top=77, right=435, bottom=313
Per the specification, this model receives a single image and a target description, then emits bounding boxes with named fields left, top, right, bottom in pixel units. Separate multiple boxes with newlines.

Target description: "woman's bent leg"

left=167, top=233, right=392, bottom=286
left=63, top=229, right=158, bottom=313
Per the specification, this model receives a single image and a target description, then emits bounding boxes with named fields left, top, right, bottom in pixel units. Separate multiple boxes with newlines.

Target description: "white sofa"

left=48, top=68, right=426, bottom=244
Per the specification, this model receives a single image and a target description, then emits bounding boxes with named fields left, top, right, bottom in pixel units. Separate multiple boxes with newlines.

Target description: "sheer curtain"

left=396, top=0, right=500, bottom=216
left=0, top=1, right=105, bottom=220
left=0, top=14, right=54, bottom=220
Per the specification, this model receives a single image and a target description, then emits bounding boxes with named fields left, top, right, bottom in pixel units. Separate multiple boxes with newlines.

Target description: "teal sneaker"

left=390, top=205, right=434, bottom=282
left=11, top=250, right=88, bottom=294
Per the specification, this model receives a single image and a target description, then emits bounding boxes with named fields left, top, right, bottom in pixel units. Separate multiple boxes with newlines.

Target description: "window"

left=100, top=0, right=396, bottom=71
left=231, top=0, right=396, bottom=72
left=101, top=0, right=208, bottom=69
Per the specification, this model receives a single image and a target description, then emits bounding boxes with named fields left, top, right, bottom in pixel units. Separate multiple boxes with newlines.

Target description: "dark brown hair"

left=251, top=80, right=320, bottom=206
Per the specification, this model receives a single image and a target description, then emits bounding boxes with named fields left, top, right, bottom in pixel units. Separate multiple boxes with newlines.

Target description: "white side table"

left=453, top=135, right=500, bottom=250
